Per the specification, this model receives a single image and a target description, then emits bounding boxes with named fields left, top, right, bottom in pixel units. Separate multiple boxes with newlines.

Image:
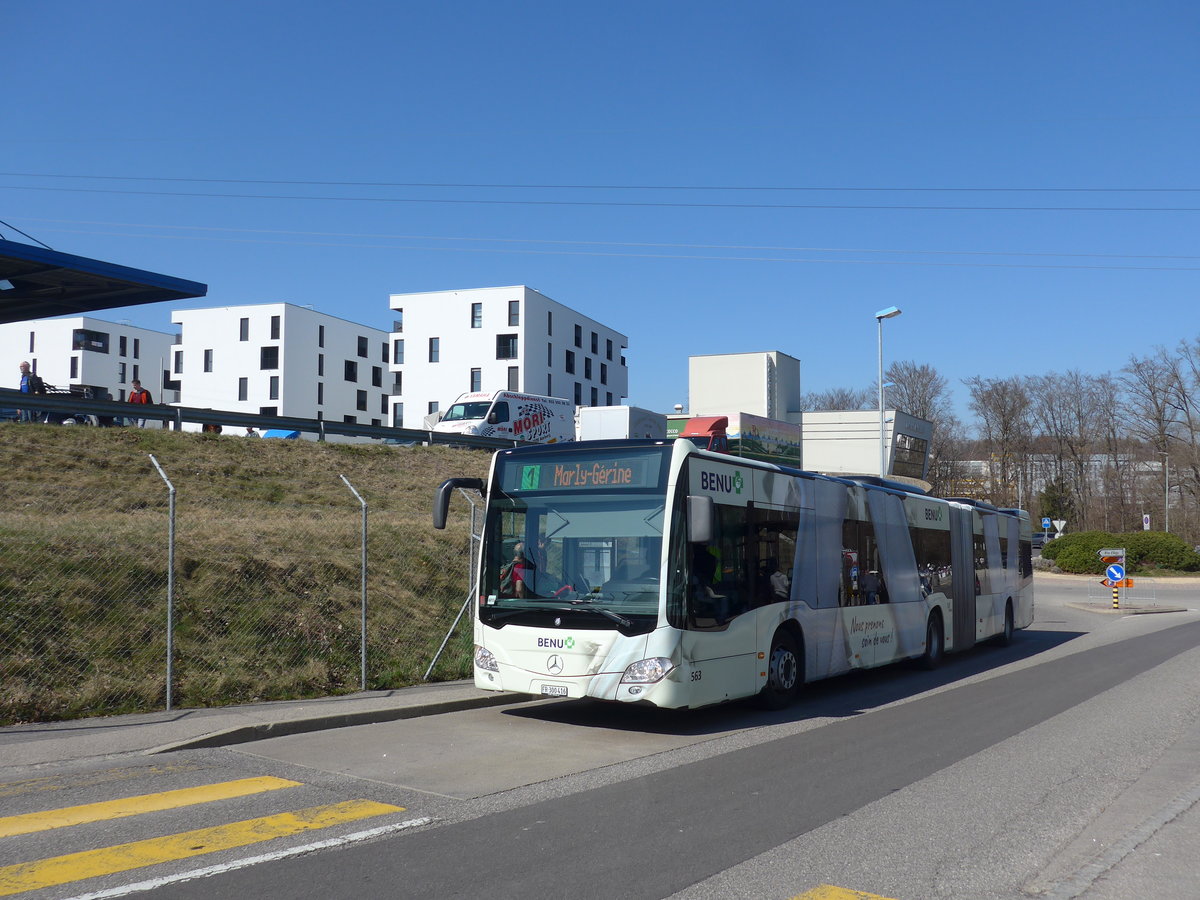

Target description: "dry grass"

left=0, top=423, right=488, bottom=724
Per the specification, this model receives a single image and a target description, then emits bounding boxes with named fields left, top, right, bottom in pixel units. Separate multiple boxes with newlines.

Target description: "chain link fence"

left=0, top=427, right=486, bottom=726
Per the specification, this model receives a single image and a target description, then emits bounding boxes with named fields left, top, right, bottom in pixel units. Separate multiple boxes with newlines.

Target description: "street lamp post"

left=875, top=306, right=902, bottom=477
left=1159, top=450, right=1170, bottom=533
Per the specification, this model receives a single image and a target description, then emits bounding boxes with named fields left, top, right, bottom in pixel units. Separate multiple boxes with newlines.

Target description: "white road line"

left=60, top=816, right=434, bottom=900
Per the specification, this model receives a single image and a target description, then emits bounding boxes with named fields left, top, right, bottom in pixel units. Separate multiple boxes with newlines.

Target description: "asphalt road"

left=5, top=575, right=1199, bottom=900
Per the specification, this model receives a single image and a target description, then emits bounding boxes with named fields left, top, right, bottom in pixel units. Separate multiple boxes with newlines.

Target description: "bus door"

left=679, top=501, right=757, bottom=705
left=949, top=506, right=976, bottom=652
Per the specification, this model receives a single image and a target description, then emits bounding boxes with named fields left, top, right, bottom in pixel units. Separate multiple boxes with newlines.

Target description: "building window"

left=344, top=360, right=358, bottom=382
left=357, top=336, right=369, bottom=358
left=470, top=368, right=482, bottom=392
left=574, top=382, right=582, bottom=404
left=471, top=302, right=482, bottom=328
left=133, top=338, right=140, bottom=358
left=72, top=329, right=110, bottom=353
left=317, top=353, right=324, bottom=377
left=393, top=339, right=404, bottom=364
left=28, top=331, right=34, bottom=353
left=318, top=324, right=325, bottom=348
left=606, top=391, right=613, bottom=405
left=606, top=339, right=613, bottom=361
left=132, top=365, right=139, bottom=382
left=508, top=366, right=519, bottom=390
left=393, top=403, right=403, bottom=427
left=565, top=350, right=576, bottom=374
left=204, top=349, right=213, bottom=373
left=600, top=363, right=608, bottom=384
left=547, top=374, right=553, bottom=395
left=173, top=350, right=182, bottom=374
left=270, top=315, right=280, bottom=340
left=547, top=343, right=553, bottom=367
left=394, top=371, right=402, bottom=394
left=429, top=337, right=440, bottom=363
left=591, top=332, right=598, bottom=354
left=317, top=382, right=324, bottom=405
left=591, top=387, right=598, bottom=406
left=508, top=300, right=520, bottom=326
left=70, top=356, right=78, bottom=379
left=118, top=362, right=127, bottom=384
left=357, top=390, right=368, bottom=411
left=379, top=394, right=388, bottom=415
left=547, top=310, right=553, bottom=335
left=428, top=401, right=439, bottom=415
left=372, top=366, right=382, bottom=387
left=344, top=415, right=357, bottom=425
left=584, top=358, right=592, bottom=380
left=260, top=346, right=279, bottom=370
left=119, top=336, right=127, bottom=357
left=394, top=310, right=403, bottom=332
left=574, top=324, right=582, bottom=348
left=239, top=318, right=249, bottom=341
left=238, top=377, right=248, bottom=401
left=269, top=375, right=279, bottom=400
left=381, top=341, right=389, bottom=363
left=261, top=406, right=278, bottom=416
left=496, top=334, right=518, bottom=359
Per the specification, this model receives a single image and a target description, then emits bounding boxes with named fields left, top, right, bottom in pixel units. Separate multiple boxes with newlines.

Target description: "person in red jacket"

left=126, top=379, right=152, bottom=427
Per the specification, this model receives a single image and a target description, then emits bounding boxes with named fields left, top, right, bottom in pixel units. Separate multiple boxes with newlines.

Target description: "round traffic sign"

left=1106, top=563, right=1125, bottom=582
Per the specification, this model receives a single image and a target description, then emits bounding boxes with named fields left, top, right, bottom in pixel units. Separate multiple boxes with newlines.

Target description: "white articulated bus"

left=433, top=438, right=1033, bottom=710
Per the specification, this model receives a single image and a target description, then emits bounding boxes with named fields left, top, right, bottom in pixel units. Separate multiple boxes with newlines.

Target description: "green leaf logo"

left=564, top=636, right=575, bottom=649
left=733, top=472, right=744, bottom=494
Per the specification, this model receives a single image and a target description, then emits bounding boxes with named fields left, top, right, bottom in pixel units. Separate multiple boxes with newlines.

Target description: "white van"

left=433, top=391, right=575, bottom=443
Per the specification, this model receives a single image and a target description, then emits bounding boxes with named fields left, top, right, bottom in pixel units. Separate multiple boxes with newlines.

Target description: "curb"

left=149, top=692, right=530, bottom=754
left=1065, top=602, right=1190, bottom=616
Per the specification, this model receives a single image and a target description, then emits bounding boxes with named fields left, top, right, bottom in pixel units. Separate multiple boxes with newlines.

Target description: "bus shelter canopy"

left=0, top=241, right=207, bottom=324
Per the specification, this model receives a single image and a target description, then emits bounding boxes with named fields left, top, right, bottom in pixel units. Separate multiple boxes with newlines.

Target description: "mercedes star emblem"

left=546, top=654, right=564, bottom=675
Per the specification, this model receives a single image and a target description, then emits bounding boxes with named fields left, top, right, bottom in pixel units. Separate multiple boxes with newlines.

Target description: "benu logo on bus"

left=701, top=471, right=744, bottom=494
left=923, top=507, right=944, bottom=521
left=537, top=636, right=575, bottom=649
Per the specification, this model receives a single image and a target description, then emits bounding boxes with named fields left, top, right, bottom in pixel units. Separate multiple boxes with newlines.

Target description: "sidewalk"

left=0, top=681, right=523, bottom=769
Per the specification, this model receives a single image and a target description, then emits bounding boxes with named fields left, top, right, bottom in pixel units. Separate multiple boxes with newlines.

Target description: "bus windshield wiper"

left=487, top=603, right=632, bottom=628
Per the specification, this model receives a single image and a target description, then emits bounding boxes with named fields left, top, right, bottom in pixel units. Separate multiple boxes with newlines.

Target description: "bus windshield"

left=480, top=446, right=671, bottom=633
left=441, top=401, right=493, bottom=422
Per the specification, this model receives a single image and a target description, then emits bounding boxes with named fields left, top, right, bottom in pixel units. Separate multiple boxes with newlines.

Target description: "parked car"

left=1032, top=533, right=1055, bottom=550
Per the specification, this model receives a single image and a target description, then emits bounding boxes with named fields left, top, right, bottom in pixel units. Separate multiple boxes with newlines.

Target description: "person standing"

left=17, top=361, right=45, bottom=422
left=126, top=379, right=152, bottom=427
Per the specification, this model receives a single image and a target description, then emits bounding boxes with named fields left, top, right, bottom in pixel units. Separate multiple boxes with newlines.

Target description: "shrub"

left=1040, top=530, right=1200, bottom=573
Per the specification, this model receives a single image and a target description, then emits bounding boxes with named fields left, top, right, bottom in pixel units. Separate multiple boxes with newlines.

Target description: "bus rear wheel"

left=995, top=602, right=1014, bottom=646
left=757, top=629, right=802, bottom=710
left=919, top=613, right=944, bottom=670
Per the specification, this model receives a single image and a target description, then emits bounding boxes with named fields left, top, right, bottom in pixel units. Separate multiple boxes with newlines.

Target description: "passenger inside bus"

left=690, top=546, right=726, bottom=623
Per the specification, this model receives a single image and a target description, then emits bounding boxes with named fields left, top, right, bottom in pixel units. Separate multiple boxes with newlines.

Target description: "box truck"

left=433, top=391, right=575, bottom=443
left=575, top=405, right=667, bottom=440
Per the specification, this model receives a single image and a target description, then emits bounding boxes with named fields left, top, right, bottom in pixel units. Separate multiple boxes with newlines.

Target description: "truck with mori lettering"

left=433, top=390, right=575, bottom=444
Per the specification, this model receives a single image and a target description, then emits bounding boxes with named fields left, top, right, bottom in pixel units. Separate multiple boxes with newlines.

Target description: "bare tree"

left=798, top=387, right=875, bottom=411
left=885, top=360, right=962, bottom=496
left=964, top=375, right=1032, bottom=508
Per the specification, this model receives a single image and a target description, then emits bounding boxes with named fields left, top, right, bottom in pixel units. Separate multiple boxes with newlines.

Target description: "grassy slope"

left=0, top=424, right=488, bottom=724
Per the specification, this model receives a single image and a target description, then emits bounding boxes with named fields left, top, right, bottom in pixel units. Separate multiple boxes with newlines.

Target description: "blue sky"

left=6, top=1, right=1199, bottom=424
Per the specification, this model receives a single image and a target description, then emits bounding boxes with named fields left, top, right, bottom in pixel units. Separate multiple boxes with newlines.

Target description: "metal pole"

left=425, top=490, right=482, bottom=681
left=148, top=455, right=176, bottom=710
left=340, top=475, right=368, bottom=690
left=1165, top=454, right=1170, bottom=533
left=878, top=316, right=885, bottom=477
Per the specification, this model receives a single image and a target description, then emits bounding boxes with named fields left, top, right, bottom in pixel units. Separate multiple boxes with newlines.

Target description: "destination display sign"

left=499, top=450, right=665, bottom=493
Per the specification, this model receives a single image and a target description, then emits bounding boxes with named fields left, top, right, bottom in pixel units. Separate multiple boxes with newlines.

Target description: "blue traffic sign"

left=1041, top=517, right=1052, bottom=529
left=1106, top=563, right=1125, bottom=582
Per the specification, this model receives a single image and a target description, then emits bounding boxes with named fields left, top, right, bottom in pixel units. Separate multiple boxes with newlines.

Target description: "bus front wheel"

left=757, top=629, right=802, bottom=710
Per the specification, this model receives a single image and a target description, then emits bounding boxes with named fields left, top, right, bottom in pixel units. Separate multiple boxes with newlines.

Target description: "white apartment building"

left=171, top=303, right=391, bottom=427
left=688, top=351, right=803, bottom=422
left=387, top=286, right=629, bottom=428
left=0, top=316, right=174, bottom=401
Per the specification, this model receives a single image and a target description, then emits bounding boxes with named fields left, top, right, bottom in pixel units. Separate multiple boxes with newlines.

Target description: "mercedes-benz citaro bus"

left=433, top=438, right=1033, bottom=710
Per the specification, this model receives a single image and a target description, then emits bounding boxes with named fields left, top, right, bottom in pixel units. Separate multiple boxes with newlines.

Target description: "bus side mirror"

left=687, top=495, right=714, bottom=543
left=486, top=411, right=499, bottom=425
left=433, top=477, right=485, bottom=529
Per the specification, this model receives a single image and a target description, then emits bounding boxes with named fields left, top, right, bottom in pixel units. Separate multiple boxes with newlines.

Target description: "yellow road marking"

left=0, top=799, right=402, bottom=896
left=0, top=776, right=302, bottom=838
left=793, top=886, right=899, bottom=900
left=0, top=763, right=204, bottom=800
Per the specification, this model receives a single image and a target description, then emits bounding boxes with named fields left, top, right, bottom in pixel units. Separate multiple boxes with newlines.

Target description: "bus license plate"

left=540, top=684, right=568, bottom=697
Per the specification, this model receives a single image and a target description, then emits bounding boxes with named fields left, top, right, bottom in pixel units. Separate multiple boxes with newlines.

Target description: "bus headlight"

left=621, top=657, right=674, bottom=684
left=474, top=645, right=499, bottom=672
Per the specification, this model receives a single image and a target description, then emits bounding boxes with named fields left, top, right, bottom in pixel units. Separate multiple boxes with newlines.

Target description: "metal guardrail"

left=0, top=387, right=520, bottom=450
